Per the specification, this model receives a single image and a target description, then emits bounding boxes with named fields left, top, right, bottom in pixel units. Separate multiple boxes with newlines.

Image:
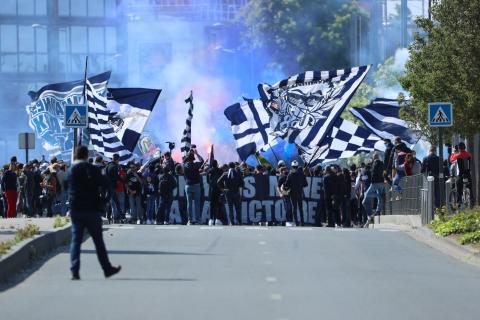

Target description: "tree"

left=238, top=0, right=368, bottom=74
left=399, top=0, right=480, bottom=143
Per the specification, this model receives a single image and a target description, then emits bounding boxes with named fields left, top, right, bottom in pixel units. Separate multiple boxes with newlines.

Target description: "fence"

left=383, top=174, right=441, bottom=225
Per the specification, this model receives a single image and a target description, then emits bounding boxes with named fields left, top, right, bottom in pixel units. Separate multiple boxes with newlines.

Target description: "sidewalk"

left=0, top=217, right=72, bottom=283
left=0, top=218, right=61, bottom=243
left=371, top=215, right=480, bottom=268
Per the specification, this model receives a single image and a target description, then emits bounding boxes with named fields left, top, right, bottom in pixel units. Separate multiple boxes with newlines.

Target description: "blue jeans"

left=362, top=182, right=385, bottom=217
left=129, top=195, right=142, bottom=221
left=392, top=173, right=404, bottom=193
left=185, top=184, right=201, bottom=223
left=146, top=195, right=155, bottom=221
left=70, top=213, right=112, bottom=275
left=110, top=191, right=125, bottom=220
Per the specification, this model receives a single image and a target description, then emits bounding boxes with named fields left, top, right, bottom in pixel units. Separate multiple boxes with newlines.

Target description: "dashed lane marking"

left=258, top=241, right=267, bottom=245
left=108, top=226, right=135, bottom=229
left=265, top=277, right=277, bottom=283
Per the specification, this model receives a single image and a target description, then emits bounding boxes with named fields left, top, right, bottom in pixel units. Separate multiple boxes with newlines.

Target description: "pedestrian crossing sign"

left=428, top=102, right=452, bottom=127
left=65, top=104, right=88, bottom=128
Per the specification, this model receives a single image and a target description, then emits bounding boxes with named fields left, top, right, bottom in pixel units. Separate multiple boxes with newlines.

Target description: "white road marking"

left=265, top=277, right=277, bottom=283
left=258, top=241, right=267, bottom=245
left=155, top=226, right=180, bottom=230
left=108, top=226, right=135, bottom=229
left=245, top=227, right=269, bottom=230
left=378, top=229, right=400, bottom=232
left=200, top=226, right=224, bottom=230
left=289, top=227, right=313, bottom=231
left=334, top=228, right=358, bottom=232
left=270, top=293, right=283, bottom=301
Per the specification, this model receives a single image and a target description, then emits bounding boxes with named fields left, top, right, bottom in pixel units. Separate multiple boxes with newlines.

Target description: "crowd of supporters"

left=0, top=136, right=472, bottom=226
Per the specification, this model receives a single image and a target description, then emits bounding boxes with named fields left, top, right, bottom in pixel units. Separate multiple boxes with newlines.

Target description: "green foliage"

left=430, top=211, right=480, bottom=237
left=238, top=0, right=367, bottom=74
left=53, top=215, right=70, bottom=229
left=399, top=0, right=480, bottom=141
left=435, top=206, right=448, bottom=222
left=0, top=224, right=40, bottom=256
left=459, top=231, right=480, bottom=245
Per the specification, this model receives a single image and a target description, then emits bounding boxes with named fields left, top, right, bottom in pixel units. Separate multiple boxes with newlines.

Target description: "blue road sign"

left=428, top=102, right=453, bottom=127
left=65, top=105, right=88, bottom=128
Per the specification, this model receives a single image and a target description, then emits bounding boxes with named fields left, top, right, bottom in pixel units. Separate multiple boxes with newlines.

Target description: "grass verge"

left=53, top=215, right=70, bottom=229
left=0, top=224, right=40, bottom=257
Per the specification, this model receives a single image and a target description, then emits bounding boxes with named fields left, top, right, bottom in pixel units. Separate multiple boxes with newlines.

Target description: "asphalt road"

left=1, top=225, right=479, bottom=320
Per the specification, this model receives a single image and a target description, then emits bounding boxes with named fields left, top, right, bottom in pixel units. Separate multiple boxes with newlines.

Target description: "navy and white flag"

left=349, top=98, right=420, bottom=146
left=224, top=99, right=275, bottom=161
left=300, top=117, right=384, bottom=166
left=26, top=72, right=110, bottom=160
left=106, top=88, right=161, bottom=152
left=181, top=91, right=194, bottom=154
left=258, top=65, right=371, bottom=150
left=86, top=79, right=133, bottom=162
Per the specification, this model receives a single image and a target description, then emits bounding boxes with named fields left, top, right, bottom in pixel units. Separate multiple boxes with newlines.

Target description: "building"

left=0, top=0, right=125, bottom=163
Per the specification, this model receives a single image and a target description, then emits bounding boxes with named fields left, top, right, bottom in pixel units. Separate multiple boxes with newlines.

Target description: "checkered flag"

left=181, top=91, right=194, bottom=155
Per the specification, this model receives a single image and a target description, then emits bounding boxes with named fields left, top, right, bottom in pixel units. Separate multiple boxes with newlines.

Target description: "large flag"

left=349, top=98, right=420, bottom=146
left=181, top=91, right=194, bottom=154
left=86, top=79, right=133, bottom=162
left=26, top=72, right=110, bottom=160
left=106, top=88, right=161, bottom=152
left=224, top=99, right=275, bottom=161
left=258, top=66, right=371, bottom=151
left=300, top=117, right=384, bottom=166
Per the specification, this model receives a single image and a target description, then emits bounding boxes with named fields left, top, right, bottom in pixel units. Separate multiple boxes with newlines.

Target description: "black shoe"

left=104, top=265, right=121, bottom=278
left=71, top=273, right=80, bottom=280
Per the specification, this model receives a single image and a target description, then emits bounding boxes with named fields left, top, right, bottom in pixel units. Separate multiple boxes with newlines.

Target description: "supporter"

left=348, top=166, right=359, bottom=226
left=126, top=164, right=143, bottom=224
left=357, top=164, right=372, bottom=225
left=218, top=162, right=244, bottom=225
left=65, top=145, right=120, bottom=280
left=1, top=163, right=18, bottom=218
left=450, top=142, right=473, bottom=205
left=24, top=162, right=35, bottom=217
left=324, top=165, right=340, bottom=227
left=277, top=166, right=292, bottom=227
left=17, top=163, right=26, bottom=216
left=391, top=149, right=408, bottom=199
left=162, top=152, right=175, bottom=173
left=362, top=153, right=385, bottom=225
left=285, top=160, right=308, bottom=226
left=183, top=147, right=204, bottom=225
left=422, top=147, right=440, bottom=208
left=411, top=151, right=422, bottom=175
left=143, top=175, right=157, bottom=225
left=341, top=168, right=352, bottom=227
left=313, top=166, right=326, bottom=226
left=40, top=168, right=57, bottom=217
left=106, top=154, right=123, bottom=223
left=207, top=160, right=224, bottom=226
left=157, top=166, right=177, bottom=225
left=383, top=139, right=394, bottom=178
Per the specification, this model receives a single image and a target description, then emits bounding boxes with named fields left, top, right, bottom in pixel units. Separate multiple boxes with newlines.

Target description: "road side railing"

left=384, top=174, right=425, bottom=216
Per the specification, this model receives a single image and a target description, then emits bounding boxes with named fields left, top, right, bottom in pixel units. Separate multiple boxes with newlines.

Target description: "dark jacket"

left=284, top=169, right=308, bottom=197
left=384, top=142, right=394, bottom=169
left=183, top=161, right=204, bottom=185
left=323, top=172, right=338, bottom=201
left=158, top=172, right=177, bottom=197
left=371, top=159, right=385, bottom=183
left=105, top=161, right=120, bottom=190
left=218, top=169, right=244, bottom=192
left=64, top=160, right=110, bottom=215
left=421, top=153, right=440, bottom=176
left=388, top=142, right=410, bottom=171
left=1, top=170, right=17, bottom=191
left=207, top=167, right=223, bottom=193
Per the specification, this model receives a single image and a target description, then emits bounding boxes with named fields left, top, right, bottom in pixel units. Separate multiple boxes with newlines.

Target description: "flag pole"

left=74, top=56, right=88, bottom=157
left=268, top=142, right=280, bottom=165
left=306, top=145, right=322, bottom=168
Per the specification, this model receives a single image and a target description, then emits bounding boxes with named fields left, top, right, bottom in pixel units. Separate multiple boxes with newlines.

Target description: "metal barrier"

left=384, top=174, right=425, bottom=216
left=421, top=176, right=435, bottom=225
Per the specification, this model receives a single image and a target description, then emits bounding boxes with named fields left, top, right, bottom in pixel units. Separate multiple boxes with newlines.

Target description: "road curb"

left=0, top=224, right=71, bottom=283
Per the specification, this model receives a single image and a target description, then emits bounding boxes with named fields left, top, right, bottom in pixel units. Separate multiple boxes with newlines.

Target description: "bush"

left=430, top=210, right=480, bottom=237
left=459, top=231, right=480, bottom=245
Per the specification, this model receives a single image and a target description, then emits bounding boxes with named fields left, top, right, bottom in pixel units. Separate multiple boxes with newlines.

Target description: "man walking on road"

left=362, top=153, right=385, bottom=227
left=64, top=145, right=121, bottom=280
